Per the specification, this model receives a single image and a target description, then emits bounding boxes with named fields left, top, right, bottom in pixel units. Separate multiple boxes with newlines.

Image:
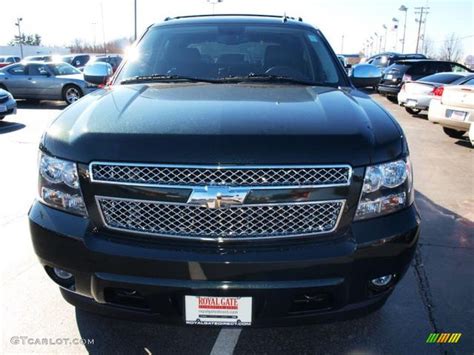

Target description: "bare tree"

left=439, top=33, right=463, bottom=62
left=8, top=33, right=42, bottom=46
left=421, top=36, right=436, bottom=59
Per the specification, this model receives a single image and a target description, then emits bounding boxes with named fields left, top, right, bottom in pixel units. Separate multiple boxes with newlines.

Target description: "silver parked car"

left=0, top=88, right=17, bottom=120
left=0, top=62, right=97, bottom=105
left=398, top=72, right=474, bottom=115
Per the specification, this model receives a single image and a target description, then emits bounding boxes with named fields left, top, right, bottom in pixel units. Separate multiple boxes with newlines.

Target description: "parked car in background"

left=378, top=60, right=472, bottom=99
left=367, top=52, right=426, bottom=73
left=23, top=55, right=55, bottom=62
left=398, top=72, right=474, bottom=115
left=0, top=56, right=21, bottom=68
left=60, top=54, right=93, bottom=70
left=428, top=79, right=474, bottom=141
left=0, top=62, right=97, bottom=105
left=0, top=88, right=17, bottom=120
left=88, top=54, right=123, bottom=72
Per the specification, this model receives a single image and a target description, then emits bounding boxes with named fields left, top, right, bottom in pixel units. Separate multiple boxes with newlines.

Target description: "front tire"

left=405, top=107, right=421, bottom=115
left=443, top=127, right=466, bottom=139
left=62, top=85, right=82, bottom=105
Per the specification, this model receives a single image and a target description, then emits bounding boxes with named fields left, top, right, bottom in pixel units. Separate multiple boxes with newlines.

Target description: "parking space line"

left=210, top=329, right=242, bottom=355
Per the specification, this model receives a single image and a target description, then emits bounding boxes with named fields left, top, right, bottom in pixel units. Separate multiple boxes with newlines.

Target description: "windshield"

left=116, top=24, right=343, bottom=86
left=418, top=73, right=464, bottom=84
left=49, top=63, right=81, bottom=75
left=386, top=64, right=409, bottom=73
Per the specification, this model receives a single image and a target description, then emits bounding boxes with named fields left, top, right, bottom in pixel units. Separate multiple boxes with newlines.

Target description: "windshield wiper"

left=120, top=74, right=219, bottom=85
left=218, top=73, right=320, bottom=86
left=120, top=73, right=324, bottom=86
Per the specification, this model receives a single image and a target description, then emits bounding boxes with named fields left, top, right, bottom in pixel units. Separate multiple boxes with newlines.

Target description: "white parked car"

left=398, top=73, right=473, bottom=115
left=428, top=78, right=474, bottom=142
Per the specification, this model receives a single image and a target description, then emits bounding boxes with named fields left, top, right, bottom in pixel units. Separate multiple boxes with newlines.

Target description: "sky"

left=1, top=0, right=473, bottom=56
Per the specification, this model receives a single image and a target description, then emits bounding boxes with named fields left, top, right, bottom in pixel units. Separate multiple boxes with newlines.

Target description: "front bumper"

left=29, top=201, right=420, bottom=326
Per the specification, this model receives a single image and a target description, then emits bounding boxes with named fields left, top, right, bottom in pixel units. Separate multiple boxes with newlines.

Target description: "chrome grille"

left=90, top=163, right=351, bottom=187
left=97, top=197, right=344, bottom=240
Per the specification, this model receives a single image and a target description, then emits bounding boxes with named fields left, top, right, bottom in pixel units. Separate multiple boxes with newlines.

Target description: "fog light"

left=53, top=268, right=73, bottom=280
left=370, top=275, right=393, bottom=288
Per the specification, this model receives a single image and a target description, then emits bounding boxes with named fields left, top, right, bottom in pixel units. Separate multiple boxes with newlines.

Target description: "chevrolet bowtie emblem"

left=187, top=186, right=249, bottom=209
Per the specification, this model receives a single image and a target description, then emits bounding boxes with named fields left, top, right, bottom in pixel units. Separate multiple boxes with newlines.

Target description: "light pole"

left=341, top=34, right=344, bottom=53
left=415, top=6, right=429, bottom=54
left=134, top=0, right=137, bottom=41
left=14, top=17, right=23, bottom=59
left=382, top=24, right=388, bottom=51
left=399, top=5, right=408, bottom=53
left=392, top=17, right=399, bottom=51
left=100, top=2, right=107, bottom=55
left=379, top=35, right=383, bottom=53
left=374, top=32, right=379, bottom=54
left=207, top=0, right=223, bottom=14
left=91, top=21, right=98, bottom=48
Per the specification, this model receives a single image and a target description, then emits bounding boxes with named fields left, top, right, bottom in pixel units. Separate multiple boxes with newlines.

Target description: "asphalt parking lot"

left=0, top=94, right=473, bottom=355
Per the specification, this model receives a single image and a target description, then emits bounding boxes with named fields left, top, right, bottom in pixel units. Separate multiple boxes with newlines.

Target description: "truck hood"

left=43, top=83, right=404, bottom=166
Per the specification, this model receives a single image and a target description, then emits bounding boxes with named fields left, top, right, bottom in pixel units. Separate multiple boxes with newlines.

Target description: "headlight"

left=355, top=158, right=413, bottom=220
left=38, top=152, right=87, bottom=216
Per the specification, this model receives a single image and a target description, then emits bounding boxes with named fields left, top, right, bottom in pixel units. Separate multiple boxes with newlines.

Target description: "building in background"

left=0, top=45, right=70, bottom=58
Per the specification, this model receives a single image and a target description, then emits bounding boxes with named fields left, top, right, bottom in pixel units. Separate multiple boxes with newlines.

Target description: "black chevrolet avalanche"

left=29, top=15, right=420, bottom=327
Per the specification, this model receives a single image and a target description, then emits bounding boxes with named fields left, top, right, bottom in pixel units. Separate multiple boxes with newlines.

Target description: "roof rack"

left=164, top=14, right=303, bottom=22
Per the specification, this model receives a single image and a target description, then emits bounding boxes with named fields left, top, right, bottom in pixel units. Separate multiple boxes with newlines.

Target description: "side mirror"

left=83, top=62, right=113, bottom=85
left=350, top=64, right=382, bottom=88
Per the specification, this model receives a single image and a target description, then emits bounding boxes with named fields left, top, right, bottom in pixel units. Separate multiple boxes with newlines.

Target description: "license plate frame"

left=185, top=295, right=252, bottom=326
left=448, top=110, right=467, bottom=121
